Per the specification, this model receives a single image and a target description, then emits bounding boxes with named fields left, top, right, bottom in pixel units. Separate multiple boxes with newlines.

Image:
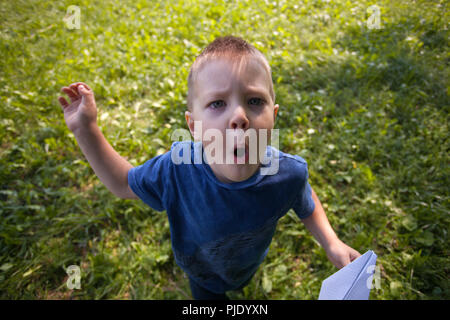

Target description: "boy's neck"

left=207, top=162, right=262, bottom=184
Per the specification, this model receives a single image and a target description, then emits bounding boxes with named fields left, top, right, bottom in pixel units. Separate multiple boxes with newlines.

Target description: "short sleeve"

left=127, top=151, right=172, bottom=211
left=291, top=164, right=315, bottom=219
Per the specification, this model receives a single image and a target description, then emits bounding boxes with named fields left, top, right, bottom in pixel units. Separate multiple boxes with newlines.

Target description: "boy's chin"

left=215, top=163, right=261, bottom=183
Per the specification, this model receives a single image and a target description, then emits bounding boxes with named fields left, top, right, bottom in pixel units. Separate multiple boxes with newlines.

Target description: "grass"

left=0, top=0, right=448, bottom=299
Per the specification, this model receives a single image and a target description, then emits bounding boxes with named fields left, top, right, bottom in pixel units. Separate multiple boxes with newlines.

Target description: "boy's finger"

left=80, top=82, right=92, bottom=91
left=61, top=87, right=79, bottom=102
left=350, top=249, right=361, bottom=261
left=70, top=82, right=92, bottom=92
left=341, top=256, right=351, bottom=268
left=69, top=83, right=79, bottom=91
left=77, top=84, right=87, bottom=95
left=58, top=96, right=69, bottom=110
left=77, top=84, right=94, bottom=98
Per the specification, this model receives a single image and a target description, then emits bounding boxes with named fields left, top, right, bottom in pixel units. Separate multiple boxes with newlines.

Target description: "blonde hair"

left=187, top=36, right=275, bottom=111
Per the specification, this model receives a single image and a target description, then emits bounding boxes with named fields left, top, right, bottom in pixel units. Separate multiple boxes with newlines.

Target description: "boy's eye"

left=208, top=98, right=264, bottom=109
left=248, top=97, right=264, bottom=106
left=209, top=100, right=225, bottom=109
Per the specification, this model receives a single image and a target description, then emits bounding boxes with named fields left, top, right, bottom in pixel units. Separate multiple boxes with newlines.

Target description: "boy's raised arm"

left=72, top=123, right=138, bottom=199
left=58, top=82, right=138, bottom=199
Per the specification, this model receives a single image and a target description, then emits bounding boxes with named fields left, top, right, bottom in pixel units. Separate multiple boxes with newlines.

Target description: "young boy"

left=58, top=36, right=360, bottom=300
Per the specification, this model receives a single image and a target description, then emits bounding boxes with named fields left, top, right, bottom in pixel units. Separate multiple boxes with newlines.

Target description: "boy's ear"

left=273, top=104, right=279, bottom=122
left=185, top=111, right=195, bottom=136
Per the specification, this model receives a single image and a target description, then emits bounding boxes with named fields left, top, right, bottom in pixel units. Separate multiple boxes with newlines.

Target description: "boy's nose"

left=229, top=105, right=249, bottom=130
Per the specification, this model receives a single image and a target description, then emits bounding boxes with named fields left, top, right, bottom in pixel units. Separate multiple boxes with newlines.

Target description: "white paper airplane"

left=318, top=250, right=378, bottom=300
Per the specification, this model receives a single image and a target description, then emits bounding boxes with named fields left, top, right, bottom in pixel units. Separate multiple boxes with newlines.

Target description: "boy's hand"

left=58, top=82, right=97, bottom=134
left=324, top=239, right=361, bottom=269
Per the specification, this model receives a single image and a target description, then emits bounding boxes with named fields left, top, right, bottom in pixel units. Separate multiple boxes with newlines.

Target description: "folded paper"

left=318, top=250, right=378, bottom=300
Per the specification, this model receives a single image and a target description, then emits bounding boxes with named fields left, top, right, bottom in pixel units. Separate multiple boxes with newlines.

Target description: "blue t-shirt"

left=128, top=140, right=315, bottom=293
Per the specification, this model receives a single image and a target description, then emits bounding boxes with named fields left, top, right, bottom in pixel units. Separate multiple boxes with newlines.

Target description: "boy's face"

left=185, top=56, right=279, bottom=183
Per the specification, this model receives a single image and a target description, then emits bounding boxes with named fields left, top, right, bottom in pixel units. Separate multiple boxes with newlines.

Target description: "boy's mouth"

left=233, top=144, right=249, bottom=163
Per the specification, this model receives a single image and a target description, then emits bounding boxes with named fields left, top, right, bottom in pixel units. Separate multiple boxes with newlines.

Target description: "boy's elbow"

left=116, top=184, right=139, bottom=200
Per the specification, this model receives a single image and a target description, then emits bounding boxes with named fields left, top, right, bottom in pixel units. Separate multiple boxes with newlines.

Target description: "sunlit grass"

left=0, top=0, right=448, bottom=299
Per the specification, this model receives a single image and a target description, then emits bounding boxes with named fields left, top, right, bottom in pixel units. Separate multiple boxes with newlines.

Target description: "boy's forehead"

left=194, top=56, right=272, bottom=98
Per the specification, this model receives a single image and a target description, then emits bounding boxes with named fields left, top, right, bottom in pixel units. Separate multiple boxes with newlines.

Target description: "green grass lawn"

left=0, top=0, right=448, bottom=299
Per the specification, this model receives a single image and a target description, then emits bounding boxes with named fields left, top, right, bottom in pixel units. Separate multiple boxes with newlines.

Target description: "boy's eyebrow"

left=243, top=86, right=271, bottom=99
left=201, top=86, right=271, bottom=101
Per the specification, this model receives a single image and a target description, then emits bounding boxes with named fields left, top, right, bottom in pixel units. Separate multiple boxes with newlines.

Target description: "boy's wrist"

left=72, top=122, right=99, bottom=137
left=322, top=236, right=341, bottom=252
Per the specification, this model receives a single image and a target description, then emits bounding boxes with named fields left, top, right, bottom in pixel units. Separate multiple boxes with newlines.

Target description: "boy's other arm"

left=301, top=188, right=360, bottom=268
left=301, top=188, right=339, bottom=249
left=73, top=125, right=138, bottom=199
